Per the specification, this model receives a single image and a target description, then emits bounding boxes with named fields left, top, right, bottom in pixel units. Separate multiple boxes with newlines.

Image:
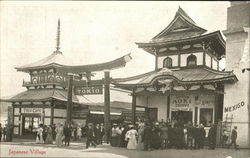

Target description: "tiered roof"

left=136, top=7, right=225, bottom=57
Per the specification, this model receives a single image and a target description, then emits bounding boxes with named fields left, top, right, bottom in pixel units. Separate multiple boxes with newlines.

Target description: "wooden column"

left=50, top=101, right=54, bottom=125
left=194, top=107, right=198, bottom=125
left=19, top=105, right=22, bottom=136
left=167, top=94, right=170, bottom=119
left=203, top=51, right=206, bottom=66
left=66, top=74, right=74, bottom=124
left=214, top=94, right=219, bottom=124
left=178, top=54, right=181, bottom=67
left=104, top=70, right=111, bottom=143
left=145, top=96, right=149, bottom=121
left=132, top=90, right=136, bottom=125
left=154, top=48, right=158, bottom=70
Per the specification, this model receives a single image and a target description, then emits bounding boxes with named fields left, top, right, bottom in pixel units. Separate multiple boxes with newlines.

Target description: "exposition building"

left=113, top=3, right=250, bottom=148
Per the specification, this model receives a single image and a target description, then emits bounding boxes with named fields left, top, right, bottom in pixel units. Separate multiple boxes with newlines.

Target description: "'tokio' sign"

left=74, top=86, right=103, bottom=95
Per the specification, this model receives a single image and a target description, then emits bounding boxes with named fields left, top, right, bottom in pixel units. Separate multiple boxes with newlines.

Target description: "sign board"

left=74, top=86, right=103, bottom=95
left=171, top=94, right=215, bottom=108
left=23, top=108, right=42, bottom=114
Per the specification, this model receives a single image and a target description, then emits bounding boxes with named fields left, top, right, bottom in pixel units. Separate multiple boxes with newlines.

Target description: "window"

left=163, top=57, right=173, bottom=68
left=187, top=54, right=197, bottom=67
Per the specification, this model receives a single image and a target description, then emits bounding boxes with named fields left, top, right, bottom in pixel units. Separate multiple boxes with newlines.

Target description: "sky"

left=0, top=1, right=230, bottom=102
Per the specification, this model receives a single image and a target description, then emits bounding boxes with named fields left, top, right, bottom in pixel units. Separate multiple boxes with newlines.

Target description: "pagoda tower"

left=5, top=19, right=84, bottom=137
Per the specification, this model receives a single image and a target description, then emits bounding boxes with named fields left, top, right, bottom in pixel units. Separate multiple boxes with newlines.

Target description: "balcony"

left=22, top=79, right=67, bottom=88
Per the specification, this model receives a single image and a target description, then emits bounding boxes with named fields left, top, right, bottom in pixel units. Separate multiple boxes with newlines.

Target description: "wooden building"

left=113, top=7, right=238, bottom=128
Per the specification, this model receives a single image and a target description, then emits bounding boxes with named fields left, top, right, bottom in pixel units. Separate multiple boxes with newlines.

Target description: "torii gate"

left=57, top=54, right=132, bottom=142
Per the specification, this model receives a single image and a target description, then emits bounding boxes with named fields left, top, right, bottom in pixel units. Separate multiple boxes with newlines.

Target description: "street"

left=0, top=140, right=249, bottom=158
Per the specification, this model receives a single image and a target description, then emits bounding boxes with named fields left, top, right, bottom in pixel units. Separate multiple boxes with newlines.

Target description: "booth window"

left=187, top=54, right=197, bottom=67
left=163, top=57, right=173, bottom=68
left=200, top=108, right=213, bottom=127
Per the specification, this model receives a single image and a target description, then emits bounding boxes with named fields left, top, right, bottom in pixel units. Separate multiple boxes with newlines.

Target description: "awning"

left=2, top=89, right=79, bottom=103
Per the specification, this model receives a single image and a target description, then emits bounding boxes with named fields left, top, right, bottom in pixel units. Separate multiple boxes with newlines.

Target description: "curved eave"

left=113, top=74, right=238, bottom=91
left=136, top=31, right=225, bottom=55
left=15, top=63, right=65, bottom=73
left=15, top=54, right=132, bottom=73
left=56, top=54, right=132, bottom=73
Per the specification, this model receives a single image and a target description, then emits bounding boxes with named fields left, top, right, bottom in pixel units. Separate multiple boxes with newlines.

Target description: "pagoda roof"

left=112, top=67, right=238, bottom=90
left=15, top=51, right=72, bottom=72
left=2, top=88, right=79, bottom=103
left=135, top=7, right=225, bottom=56
left=153, top=7, right=207, bottom=39
left=16, top=52, right=132, bottom=73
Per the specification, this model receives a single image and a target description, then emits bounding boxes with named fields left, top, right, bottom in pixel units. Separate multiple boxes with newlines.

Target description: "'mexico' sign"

left=224, top=101, right=245, bottom=113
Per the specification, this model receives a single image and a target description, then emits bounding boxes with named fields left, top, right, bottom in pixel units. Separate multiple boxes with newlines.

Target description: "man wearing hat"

left=86, top=123, right=96, bottom=149
left=228, top=126, right=239, bottom=149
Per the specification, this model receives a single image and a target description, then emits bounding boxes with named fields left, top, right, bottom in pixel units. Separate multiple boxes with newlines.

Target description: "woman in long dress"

left=77, top=126, right=82, bottom=140
left=55, top=123, right=64, bottom=147
left=137, top=123, right=144, bottom=151
left=125, top=125, right=138, bottom=150
left=45, top=125, right=53, bottom=144
left=36, top=125, right=44, bottom=144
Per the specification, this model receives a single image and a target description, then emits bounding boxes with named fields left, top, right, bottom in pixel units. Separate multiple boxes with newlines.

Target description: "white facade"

left=223, top=2, right=250, bottom=148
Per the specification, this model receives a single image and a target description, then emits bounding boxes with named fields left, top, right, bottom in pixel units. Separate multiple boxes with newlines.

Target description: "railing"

left=22, top=79, right=67, bottom=88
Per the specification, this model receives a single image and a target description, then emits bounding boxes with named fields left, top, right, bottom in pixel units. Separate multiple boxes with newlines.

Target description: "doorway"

left=148, top=108, right=158, bottom=122
left=200, top=108, right=213, bottom=127
left=21, top=115, right=40, bottom=137
left=171, top=111, right=192, bottom=125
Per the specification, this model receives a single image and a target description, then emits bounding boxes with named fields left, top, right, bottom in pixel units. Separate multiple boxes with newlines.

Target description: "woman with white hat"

left=125, top=124, right=138, bottom=150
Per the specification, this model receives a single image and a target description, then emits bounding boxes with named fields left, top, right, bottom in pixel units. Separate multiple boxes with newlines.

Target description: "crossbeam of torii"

left=57, top=54, right=132, bottom=143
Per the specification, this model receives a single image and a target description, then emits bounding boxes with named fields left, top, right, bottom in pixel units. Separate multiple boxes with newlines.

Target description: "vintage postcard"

left=0, top=1, right=249, bottom=158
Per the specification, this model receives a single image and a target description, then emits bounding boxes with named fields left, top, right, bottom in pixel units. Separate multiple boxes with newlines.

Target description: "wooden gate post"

left=132, top=90, right=136, bottom=125
left=104, top=70, right=111, bottom=143
left=67, top=73, right=74, bottom=124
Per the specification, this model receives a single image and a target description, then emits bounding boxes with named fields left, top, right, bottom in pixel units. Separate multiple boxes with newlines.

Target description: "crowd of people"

left=109, top=121, right=209, bottom=150
left=35, top=122, right=105, bottom=148
left=0, top=123, right=13, bottom=142
left=1, top=120, right=238, bottom=151
left=108, top=120, right=239, bottom=151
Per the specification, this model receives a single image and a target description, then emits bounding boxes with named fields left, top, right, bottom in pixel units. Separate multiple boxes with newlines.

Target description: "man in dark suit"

left=208, top=124, right=216, bottom=149
left=95, top=124, right=101, bottom=145
left=228, top=126, right=239, bottom=149
left=63, top=123, right=72, bottom=146
left=86, top=123, right=97, bottom=149
left=142, top=122, right=152, bottom=151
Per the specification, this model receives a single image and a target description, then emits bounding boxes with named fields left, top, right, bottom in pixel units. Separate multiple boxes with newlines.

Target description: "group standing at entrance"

left=108, top=119, right=239, bottom=151
left=30, top=119, right=239, bottom=150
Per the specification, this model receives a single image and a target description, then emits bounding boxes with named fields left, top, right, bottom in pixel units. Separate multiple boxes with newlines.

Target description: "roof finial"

left=55, top=18, right=61, bottom=53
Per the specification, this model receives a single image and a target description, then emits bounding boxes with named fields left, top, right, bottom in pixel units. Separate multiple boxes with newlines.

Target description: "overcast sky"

left=0, top=1, right=230, bottom=102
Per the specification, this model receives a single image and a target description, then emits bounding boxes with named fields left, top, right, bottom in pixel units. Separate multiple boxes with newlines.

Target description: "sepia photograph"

left=0, top=1, right=249, bottom=158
